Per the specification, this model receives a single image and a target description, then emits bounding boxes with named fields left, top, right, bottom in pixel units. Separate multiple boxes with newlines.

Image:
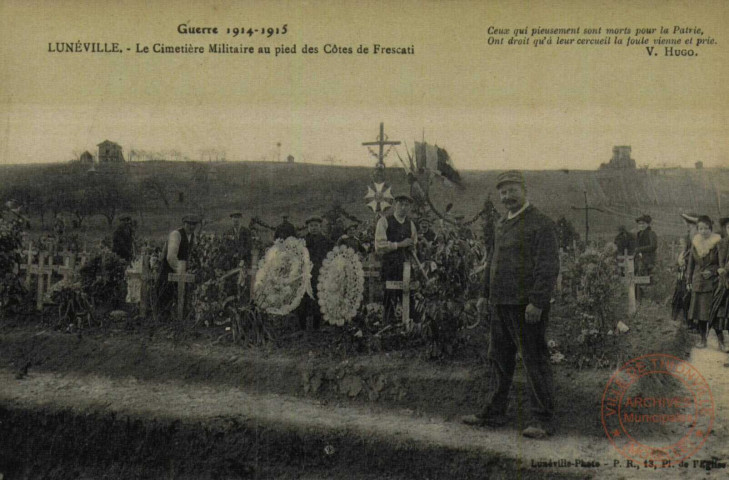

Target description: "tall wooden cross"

left=168, top=261, right=196, bottom=323
left=570, top=191, right=603, bottom=245
left=385, top=261, right=420, bottom=326
left=363, top=252, right=381, bottom=304
left=617, top=250, right=650, bottom=315
left=362, top=122, right=401, bottom=169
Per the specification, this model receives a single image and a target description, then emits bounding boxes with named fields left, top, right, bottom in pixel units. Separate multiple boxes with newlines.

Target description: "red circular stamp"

left=601, top=353, right=714, bottom=467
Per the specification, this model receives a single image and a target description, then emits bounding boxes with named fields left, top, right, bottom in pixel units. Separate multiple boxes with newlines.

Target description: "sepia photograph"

left=1, top=0, right=728, bottom=478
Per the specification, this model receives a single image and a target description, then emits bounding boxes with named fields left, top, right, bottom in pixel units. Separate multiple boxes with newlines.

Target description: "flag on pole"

left=414, top=142, right=463, bottom=188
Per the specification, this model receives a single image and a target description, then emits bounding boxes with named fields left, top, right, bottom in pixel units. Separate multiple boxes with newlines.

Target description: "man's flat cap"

left=118, top=215, right=132, bottom=222
left=182, top=214, right=202, bottom=224
left=719, top=216, right=729, bottom=227
left=393, top=194, right=413, bottom=203
left=230, top=212, right=242, bottom=218
left=496, top=170, right=526, bottom=189
left=305, top=215, right=323, bottom=225
left=635, top=214, right=652, bottom=224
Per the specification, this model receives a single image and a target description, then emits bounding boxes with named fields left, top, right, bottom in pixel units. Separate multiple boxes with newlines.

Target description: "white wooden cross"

left=617, top=250, right=651, bottom=315
left=125, top=252, right=151, bottom=317
left=247, top=249, right=259, bottom=299
left=78, top=242, right=91, bottom=266
left=44, top=255, right=56, bottom=293
left=363, top=252, right=381, bottom=304
left=56, top=253, right=76, bottom=283
left=58, top=247, right=75, bottom=268
left=168, top=261, right=196, bottom=322
left=18, top=242, right=38, bottom=286
left=26, top=252, right=54, bottom=311
left=385, top=261, right=420, bottom=325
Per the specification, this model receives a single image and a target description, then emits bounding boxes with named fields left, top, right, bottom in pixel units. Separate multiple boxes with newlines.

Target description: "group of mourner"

left=15, top=169, right=729, bottom=441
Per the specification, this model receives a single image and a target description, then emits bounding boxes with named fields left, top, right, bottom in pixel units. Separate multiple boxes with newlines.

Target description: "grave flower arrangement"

left=254, top=237, right=311, bottom=315
left=317, top=246, right=365, bottom=326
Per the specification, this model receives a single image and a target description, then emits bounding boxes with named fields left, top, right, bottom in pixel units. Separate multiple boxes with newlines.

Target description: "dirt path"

left=2, top=361, right=723, bottom=479
left=687, top=333, right=729, bottom=460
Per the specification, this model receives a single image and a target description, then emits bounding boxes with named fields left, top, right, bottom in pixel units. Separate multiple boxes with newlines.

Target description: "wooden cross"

left=44, top=255, right=55, bottom=293
left=78, top=249, right=90, bottom=266
left=617, top=250, right=651, bottom=315
left=570, top=191, right=603, bottom=245
left=246, top=249, right=259, bottom=298
left=362, top=122, right=401, bottom=169
left=363, top=252, right=381, bottom=304
left=18, top=242, right=38, bottom=285
left=385, top=261, right=420, bottom=325
left=26, top=252, right=54, bottom=311
left=58, top=247, right=75, bottom=266
left=125, top=253, right=152, bottom=317
left=168, top=261, right=196, bottom=322
left=219, top=249, right=260, bottom=301
left=56, top=254, right=76, bottom=282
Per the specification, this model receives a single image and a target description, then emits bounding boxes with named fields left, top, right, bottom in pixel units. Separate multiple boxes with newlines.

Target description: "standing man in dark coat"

left=155, top=214, right=201, bottom=321
left=297, top=216, right=332, bottom=330
left=635, top=214, right=658, bottom=275
left=463, top=170, right=560, bottom=439
left=112, top=215, right=135, bottom=262
left=274, top=215, right=297, bottom=241
left=375, top=194, right=418, bottom=324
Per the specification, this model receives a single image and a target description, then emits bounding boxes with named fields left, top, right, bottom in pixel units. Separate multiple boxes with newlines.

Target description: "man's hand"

left=398, top=238, right=414, bottom=248
left=525, top=303, right=542, bottom=324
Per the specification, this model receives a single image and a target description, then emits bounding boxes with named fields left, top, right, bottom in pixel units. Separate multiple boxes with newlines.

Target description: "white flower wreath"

left=317, top=246, right=365, bottom=326
left=254, top=237, right=312, bottom=315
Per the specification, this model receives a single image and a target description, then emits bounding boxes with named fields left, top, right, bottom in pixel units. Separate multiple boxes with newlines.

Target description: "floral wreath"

left=317, top=246, right=365, bottom=326
left=254, top=237, right=312, bottom=315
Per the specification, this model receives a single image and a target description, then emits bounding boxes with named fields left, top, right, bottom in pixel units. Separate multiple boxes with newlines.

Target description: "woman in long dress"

left=688, top=215, right=723, bottom=349
left=672, top=214, right=698, bottom=328
left=710, top=217, right=729, bottom=353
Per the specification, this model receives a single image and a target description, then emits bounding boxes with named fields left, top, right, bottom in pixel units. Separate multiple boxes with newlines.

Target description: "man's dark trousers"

left=486, top=304, right=555, bottom=423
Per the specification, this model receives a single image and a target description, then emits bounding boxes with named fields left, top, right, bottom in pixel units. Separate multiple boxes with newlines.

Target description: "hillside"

left=1, top=161, right=727, bottom=240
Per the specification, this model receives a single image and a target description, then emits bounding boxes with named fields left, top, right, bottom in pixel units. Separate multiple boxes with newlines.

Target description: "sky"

left=1, top=0, right=728, bottom=170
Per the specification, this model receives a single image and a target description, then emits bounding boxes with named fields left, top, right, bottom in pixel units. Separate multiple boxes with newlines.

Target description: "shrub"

left=0, top=217, right=29, bottom=316
left=77, top=247, right=127, bottom=308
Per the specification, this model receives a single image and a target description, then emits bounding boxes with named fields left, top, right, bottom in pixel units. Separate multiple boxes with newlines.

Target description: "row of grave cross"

left=15, top=243, right=92, bottom=311
left=16, top=243, right=419, bottom=325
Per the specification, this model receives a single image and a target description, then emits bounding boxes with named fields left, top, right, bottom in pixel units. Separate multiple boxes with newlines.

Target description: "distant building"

left=79, top=151, right=94, bottom=164
left=695, top=161, right=704, bottom=169
left=600, top=146, right=636, bottom=169
left=287, top=155, right=295, bottom=163
left=97, top=140, right=125, bottom=163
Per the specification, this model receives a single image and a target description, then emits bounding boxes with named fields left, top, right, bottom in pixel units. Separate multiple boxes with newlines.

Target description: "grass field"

left=2, top=161, right=728, bottom=244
